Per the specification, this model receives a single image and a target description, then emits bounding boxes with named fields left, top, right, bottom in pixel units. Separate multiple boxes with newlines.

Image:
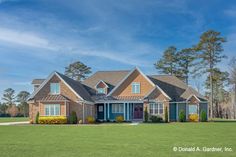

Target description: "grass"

left=0, top=117, right=29, bottom=123
left=0, top=122, right=235, bottom=157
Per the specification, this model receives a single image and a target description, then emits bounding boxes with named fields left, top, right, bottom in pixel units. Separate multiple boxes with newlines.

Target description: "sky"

left=0, top=0, right=236, bottom=99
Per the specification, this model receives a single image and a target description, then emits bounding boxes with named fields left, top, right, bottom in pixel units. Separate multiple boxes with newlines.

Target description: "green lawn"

left=0, top=117, right=29, bottom=123
left=0, top=123, right=235, bottom=157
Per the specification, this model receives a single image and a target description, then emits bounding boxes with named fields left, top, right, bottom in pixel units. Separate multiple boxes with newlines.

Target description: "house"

left=28, top=67, right=208, bottom=123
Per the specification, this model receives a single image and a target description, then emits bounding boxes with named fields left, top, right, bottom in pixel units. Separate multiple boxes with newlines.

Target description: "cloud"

left=70, top=49, right=152, bottom=67
left=224, top=8, right=236, bottom=17
left=0, top=27, right=57, bottom=50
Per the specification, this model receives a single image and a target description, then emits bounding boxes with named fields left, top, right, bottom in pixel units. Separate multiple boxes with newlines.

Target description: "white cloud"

left=224, top=8, right=236, bottom=17
left=0, top=27, right=57, bottom=50
left=71, top=49, right=152, bottom=67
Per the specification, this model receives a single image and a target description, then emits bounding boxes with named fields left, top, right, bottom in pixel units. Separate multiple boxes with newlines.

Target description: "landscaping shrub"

left=164, top=106, right=168, bottom=123
left=78, top=119, right=83, bottom=124
left=86, top=116, right=95, bottom=124
left=144, top=106, right=148, bottom=122
left=69, top=111, right=77, bottom=124
left=115, top=115, right=124, bottom=123
left=200, top=110, right=207, bottom=122
left=178, top=110, right=186, bottom=122
left=189, top=114, right=198, bottom=122
left=35, top=111, right=39, bottom=124
left=150, top=115, right=163, bottom=123
left=38, top=116, right=67, bottom=124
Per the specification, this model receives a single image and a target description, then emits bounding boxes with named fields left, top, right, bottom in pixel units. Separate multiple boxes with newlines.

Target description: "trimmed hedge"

left=69, top=111, right=77, bottom=124
left=115, top=115, right=124, bottom=123
left=144, top=106, right=148, bottom=123
left=150, top=115, right=163, bottom=123
left=86, top=116, right=95, bottom=124
left=178, top=110, right=186, bottom=122
left=200, top=110, right=207, bottom=122
left=39, top=116, right=67, bottom=124
left=189, top=114, right=198, bottom=122
left=35, top=112, right=39, bottom=124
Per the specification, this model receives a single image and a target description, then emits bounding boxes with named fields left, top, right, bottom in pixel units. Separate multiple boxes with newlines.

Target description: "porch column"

left=108, top=103, right=110, bottom=119
left=123, top=103, right=126, bottom=121
left=197, top=103, right=200, bottom=121
left=127, top=103, right=129, bottom=121
left=186, top=102, right=188, bottom=121
left=104, top=103, right=106, bottom=121
left=176, top=103, right=179, bottom=121
left=64, top=101, right=67, bottom=116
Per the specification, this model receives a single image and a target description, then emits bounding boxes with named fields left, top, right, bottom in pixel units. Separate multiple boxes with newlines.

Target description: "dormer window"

left=132, top=82, right=140, bottom=94
left=95, top=80, right=108, bottom=95
left=50, top=83, right=60, bottom=94
left=97, top=88, right=106, bottom=94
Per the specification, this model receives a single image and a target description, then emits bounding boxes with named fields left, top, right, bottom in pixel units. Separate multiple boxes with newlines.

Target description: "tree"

left=229, top=57, right=236, bottom=119
left=194, top=30, right=226, bottom=120
left=154, top=46, right=183, bottom=80
left=205, top=68, right=229, bottom=118
left=2, top=88, right=16, bottom=106
left=177, top=48, right=196, bottom=84
left=65, top=61, right=92, bottom=81
left=17, top=91, right=30, bottom=117
left=0, top=103, right=8, bottom=116
left=7, top=105, right=19, bottom=117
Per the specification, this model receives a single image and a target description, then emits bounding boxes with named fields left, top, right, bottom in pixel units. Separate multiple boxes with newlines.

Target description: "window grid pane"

left=50, top=83, right=60, bottom=94
left=132, top=82, right=140, bottom=94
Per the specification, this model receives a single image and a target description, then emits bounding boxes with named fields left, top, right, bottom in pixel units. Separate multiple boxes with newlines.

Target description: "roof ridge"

left=95, top=70, right=130, bottom=72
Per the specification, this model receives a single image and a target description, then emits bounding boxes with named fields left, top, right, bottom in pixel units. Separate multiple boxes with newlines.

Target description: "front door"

left=97, top=104, right=104, bottom=120
left=133, top=104, right=143, bottom=119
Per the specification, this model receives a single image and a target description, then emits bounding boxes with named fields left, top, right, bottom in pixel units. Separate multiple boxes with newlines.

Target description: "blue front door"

left=97, top=104, right=104, bottom=120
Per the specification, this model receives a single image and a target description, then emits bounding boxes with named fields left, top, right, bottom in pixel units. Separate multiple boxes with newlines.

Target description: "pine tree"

left=205, top=68, right=229, bottom=118
left=17, top=91, right=30, bottom=117
left=2, top=88, right=16, bottom=106
left=154, top=46, right=184, bottom=80
left=194, top=30, right=226, bottom=120
left=177, top=48, right=196, bottom=84
left=229, top=57, right=236, bottom=119
left=65, top=61, right=92, bottom=81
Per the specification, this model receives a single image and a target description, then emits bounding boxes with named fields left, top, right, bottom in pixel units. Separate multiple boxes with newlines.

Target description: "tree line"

left=0, top=88, right=30, bottom=117
left=155, top=30, right=236, bottom=119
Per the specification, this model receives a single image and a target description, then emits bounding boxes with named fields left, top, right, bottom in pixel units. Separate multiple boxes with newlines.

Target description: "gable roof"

left=145, top=85, right=171, bottom=100
left=148, top=75, right=207, bottom=101
left=107, top=67, right=157, bottom=96
left=29, top=71, right=93, bottom=102
left=95, top=80, right=109, bottom=88
left=82, top=70, right=129, bottom=95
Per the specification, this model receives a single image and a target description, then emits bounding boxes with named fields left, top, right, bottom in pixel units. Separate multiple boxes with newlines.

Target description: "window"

left=98, top=106, right=103, bottom=112
left=50, top=83, right=60, bottom=94
left=112, top=104, right=124, bottom=113
left=132, top=82, right=140, bottom=94
left=44, top=104, right=60, bottom=116
left=189, top=104, right=197, bottom=114
left=149, top=103, right=163, bottom=115
left=97, top=88, right=106, bottom=94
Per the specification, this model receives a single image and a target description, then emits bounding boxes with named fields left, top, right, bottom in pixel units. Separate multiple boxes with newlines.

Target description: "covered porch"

left=96, top=102, right=144, bottom=121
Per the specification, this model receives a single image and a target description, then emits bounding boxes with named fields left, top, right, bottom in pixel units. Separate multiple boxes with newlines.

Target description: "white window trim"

left=97, top=88, right=106, bottom=94
left=132, top=82, right=140, bottom=94
left=50, top=83, right=60, bottom=95
left=149, top=102, right=163, bottom=115
left=112, top=104, right=124, bottom=113
left=188, top=104, right=198, bottom=114
left=44, top=104, right=60, bottom=116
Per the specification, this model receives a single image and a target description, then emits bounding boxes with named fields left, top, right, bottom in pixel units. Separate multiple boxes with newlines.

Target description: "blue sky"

left=0, top=0, right=236, bottom=98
